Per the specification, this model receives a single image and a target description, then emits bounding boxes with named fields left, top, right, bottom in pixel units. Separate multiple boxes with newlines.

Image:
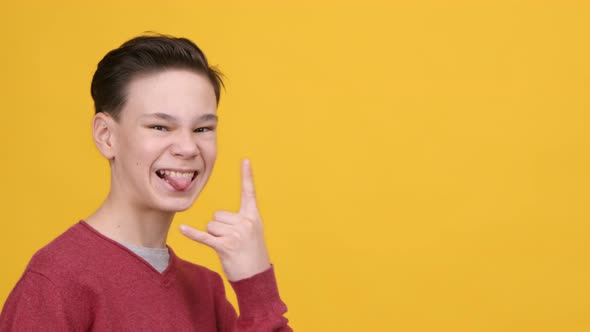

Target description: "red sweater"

left=0, top=221, right=291, bottom=331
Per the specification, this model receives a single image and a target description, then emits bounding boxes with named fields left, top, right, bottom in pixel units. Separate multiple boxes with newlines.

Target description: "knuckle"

left=213, top=211, right=224, bottom=220
left=244, top=219, right=254, bottom=230
left=239, top=217, right=254, bottom=228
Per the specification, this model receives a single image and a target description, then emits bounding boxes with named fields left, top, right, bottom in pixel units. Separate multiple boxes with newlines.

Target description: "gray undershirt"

left=121, top=242, right=170, bottom=273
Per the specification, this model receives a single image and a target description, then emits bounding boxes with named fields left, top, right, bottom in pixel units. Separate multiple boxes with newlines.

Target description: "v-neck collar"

left=78, top=220, right=177, bottom=287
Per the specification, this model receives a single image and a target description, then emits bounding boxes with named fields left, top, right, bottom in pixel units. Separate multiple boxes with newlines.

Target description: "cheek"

left=129, top=139, right=165, bottom=169
left=203, top=143, right=217, bottom=163
left=198, top=137, right=217, bottom=157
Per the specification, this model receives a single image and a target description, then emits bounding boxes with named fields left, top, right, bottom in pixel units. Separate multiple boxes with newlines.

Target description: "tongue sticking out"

left=163, top=174, right=193, bottom=191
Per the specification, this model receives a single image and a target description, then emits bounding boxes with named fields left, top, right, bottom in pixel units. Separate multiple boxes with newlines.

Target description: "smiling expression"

left=108, top=69, right=218, bottom=212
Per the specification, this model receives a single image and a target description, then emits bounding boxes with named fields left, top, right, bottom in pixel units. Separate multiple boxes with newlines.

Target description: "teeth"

left=158, top=170, right=196, bottom=178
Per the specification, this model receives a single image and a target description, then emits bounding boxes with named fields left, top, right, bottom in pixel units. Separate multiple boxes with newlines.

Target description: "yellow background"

left=1, top=1, right=589, bottom=331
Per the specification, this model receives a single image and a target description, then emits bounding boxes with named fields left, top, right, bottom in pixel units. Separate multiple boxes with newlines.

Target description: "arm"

left=215, top=267, right=291, bottom=332
left=180, top=159, right=292, bottom=331
left=0, top=271, right=75, bottom=332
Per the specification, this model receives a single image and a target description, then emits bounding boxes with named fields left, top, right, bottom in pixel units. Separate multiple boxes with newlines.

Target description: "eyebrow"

left=142, top=113, right=218, bottom=123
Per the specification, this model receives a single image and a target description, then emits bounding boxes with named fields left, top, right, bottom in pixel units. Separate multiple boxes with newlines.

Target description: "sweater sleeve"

left=214, top=266, right=292, bottom=332
left=0, top=270, right=75, bottom=332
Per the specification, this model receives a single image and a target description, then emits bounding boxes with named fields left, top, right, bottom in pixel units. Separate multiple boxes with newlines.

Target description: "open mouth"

left=155, top=169, right=198, bottom=191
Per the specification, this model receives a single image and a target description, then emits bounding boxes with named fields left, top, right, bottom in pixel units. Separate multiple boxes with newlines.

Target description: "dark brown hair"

left=90, top=33, right=224, bottom=121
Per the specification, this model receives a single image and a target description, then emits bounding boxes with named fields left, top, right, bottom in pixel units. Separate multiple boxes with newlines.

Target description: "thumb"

left=179, top=224, right=220, bottom=250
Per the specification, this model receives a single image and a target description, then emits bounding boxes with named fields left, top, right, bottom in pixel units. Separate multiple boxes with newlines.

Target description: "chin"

left=156, top=198, right=198, bottom=213
left=147, top=179, right=206, bottom=213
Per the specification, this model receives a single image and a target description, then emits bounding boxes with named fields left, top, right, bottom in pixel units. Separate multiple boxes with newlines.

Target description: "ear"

left=92, top=112, right=117, bottom=160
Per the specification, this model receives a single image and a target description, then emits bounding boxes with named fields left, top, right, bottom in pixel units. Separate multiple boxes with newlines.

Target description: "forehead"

left=121, top=69, right=217, bottom=122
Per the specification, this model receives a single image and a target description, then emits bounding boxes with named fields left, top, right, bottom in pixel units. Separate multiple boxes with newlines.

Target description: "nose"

left=170, top=130, right=199, bottom=159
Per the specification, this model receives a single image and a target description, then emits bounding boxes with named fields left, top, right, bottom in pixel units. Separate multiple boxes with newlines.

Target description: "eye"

left=194, top=127, right=214, bottom=133
left=150, top=125, right=168, bottom=131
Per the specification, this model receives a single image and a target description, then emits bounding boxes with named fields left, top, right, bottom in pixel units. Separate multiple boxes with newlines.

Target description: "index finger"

left=239, top=158, right=258, bottom=215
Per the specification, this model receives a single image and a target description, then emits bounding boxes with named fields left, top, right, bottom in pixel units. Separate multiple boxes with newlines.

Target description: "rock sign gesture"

left=179, top=159, right=271, bottom=281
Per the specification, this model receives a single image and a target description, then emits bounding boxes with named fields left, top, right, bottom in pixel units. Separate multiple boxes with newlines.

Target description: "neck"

left=85, top=192, right=174, bottom=249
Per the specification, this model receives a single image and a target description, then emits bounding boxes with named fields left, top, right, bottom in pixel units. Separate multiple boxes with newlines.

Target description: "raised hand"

left=179, top=159, right=271, bottom=281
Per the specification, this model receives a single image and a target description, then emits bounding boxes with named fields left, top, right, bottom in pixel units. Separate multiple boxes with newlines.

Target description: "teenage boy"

left=0, top=35, right=291, bottom=331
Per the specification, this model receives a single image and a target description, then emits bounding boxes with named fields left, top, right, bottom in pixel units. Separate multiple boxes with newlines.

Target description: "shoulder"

left=25, top=221, right=102, bottom=285
left=2, top=223, right=97, bottom=328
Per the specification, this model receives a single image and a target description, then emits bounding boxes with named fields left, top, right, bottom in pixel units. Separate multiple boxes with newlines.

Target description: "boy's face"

left=108, top=69, right=218, bottom=212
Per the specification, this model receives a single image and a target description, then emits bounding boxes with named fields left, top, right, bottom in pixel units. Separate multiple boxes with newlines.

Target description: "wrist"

left=230, top=265, right=285, bottom=319
left=223, top=256, right=271, bottom=281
